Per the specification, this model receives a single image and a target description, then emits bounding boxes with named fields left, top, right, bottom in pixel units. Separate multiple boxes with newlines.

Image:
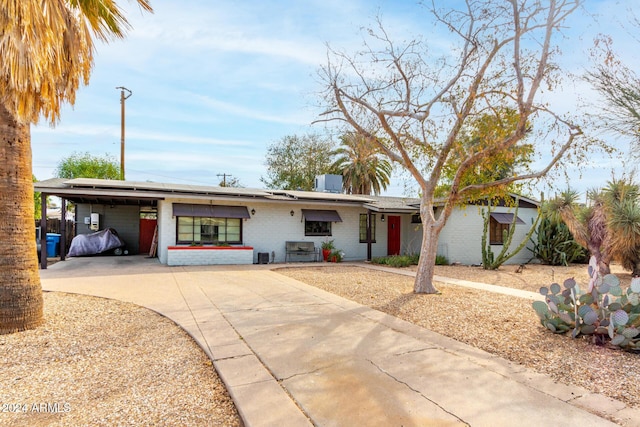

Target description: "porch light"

left=251, top=208, right=256, bottom=215
left=381, top=214, right=385, bottom=222
left=290, top=210, right=295, bottom=216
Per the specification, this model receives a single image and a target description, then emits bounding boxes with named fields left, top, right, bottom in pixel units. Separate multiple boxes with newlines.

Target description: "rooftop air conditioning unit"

left=314, top=174, right=342, bottom=193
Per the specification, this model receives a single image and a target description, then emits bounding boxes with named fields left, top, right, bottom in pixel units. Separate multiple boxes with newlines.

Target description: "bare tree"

left=319, top=0, right=584, bottom=293
left=585, top=34, right=640, bottom=145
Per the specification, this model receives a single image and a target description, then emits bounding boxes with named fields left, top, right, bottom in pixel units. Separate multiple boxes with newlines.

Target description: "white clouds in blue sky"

left=31, top=0, right=638, bottom=196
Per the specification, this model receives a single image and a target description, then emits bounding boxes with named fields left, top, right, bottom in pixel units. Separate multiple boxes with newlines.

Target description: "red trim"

left=168, top=246, right=253, bottom=250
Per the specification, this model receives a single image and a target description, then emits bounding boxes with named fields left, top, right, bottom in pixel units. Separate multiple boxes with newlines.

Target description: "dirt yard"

left=0, top=293, right=240, bottom=427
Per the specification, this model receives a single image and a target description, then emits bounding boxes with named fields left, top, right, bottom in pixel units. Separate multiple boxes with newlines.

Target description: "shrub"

left=435, top=254, right=449, bottom=265
left=387, top=255, right=412, bottom=268
left=321, top=239, right=335, bottom=250
left=371, top=257, right=388, bottom=265
left=530, top=217, right=587, bottom=266
left=371, top=253, right=433, bottom=267
left=328, top=249, right=343, bottom=262
left=533, top=256, right=640, bottom=351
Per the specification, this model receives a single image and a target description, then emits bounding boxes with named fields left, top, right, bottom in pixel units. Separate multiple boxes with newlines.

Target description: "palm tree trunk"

left=0, top=104, right=43, bottom=334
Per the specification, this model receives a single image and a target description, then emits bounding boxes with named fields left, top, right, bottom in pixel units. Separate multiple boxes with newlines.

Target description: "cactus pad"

left=558, top=312, right=573, bottom=324
left=608, top=302, right=622, bottom=311
left=583, top=311, right=598, bottom=325
left=603, top=274, right=620, bottom=287
left=578, top=305, right=593, bottom=318
left=579, top=293, right=594, bottom=305
left=611, top=335, right=627, bottom=346
left=609, top=286, right=623, bottom=297
left=598, top=282, right=611, bottom=293
left=532, top=301, right=549, bottom=319
left=622, top=327, right=640, bottom=339
left=612, top=309, right=629, bottom=326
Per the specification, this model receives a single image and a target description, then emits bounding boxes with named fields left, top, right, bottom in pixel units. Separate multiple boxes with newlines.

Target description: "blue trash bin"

left=46, top=233, right=61, bottom=257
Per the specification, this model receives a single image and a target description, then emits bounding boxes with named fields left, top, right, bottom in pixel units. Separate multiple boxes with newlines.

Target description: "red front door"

left=139, top=218, right=157, bottom=254
left=387, top=216, right=401, bottom=256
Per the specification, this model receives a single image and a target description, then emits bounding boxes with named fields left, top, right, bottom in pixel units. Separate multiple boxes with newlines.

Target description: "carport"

left=34, top=178, right=162, bottom=269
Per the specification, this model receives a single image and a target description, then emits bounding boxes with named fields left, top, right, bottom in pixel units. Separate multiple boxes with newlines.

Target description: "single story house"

left=34, top=177, right=539, bottom=268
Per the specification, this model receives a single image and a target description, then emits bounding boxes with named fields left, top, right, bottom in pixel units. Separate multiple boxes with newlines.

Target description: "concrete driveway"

left=40, top=256, right=638, bottom=426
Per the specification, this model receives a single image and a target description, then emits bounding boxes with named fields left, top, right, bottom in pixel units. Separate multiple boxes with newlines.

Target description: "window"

left=173, top=203, right=248, bottom=245
left=177, top=217, right=242, bottom=244
left=489, top=213, right=524, bottom=245
left=305, top=220, right=331, bottom=236
left=359, top=214, right=376, bottom=243
left=302, top=209, right=341, bottom=236
left=489, top=217, right=510, bottom=245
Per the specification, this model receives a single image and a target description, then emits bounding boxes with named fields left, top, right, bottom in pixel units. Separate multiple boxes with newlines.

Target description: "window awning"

left=211, top=205, right=250, bottom=219
left=302, top=209, right=342, bottom=222
left=173, top=203, right=250, bottom=219
left=490, top=212, right=525, bottom=225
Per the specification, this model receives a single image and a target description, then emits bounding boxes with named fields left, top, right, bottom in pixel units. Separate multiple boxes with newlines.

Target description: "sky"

left=31, top=0, right=638, bottom=198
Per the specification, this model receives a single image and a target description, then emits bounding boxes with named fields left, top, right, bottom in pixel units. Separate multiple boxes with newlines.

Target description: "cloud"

left=187, top=92, right=312, bottom=125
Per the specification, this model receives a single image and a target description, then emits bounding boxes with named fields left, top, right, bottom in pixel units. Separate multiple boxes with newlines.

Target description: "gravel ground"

left=0, top=292, right=240, bottom=427
left=276, top=263, right=640, bottom=416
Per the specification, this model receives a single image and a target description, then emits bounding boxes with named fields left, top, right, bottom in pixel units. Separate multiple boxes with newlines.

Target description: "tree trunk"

left=414, top=215, right=441, bottom=294
left=0, top=104, right=43, bottom=334
left=587, top=242, right=611, bottom=276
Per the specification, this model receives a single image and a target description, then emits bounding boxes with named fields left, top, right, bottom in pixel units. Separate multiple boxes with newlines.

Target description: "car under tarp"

left=68, top=228, right=126, bottom=257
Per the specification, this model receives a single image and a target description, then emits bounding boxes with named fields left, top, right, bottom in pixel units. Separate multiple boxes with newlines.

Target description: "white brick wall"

left=157, top=199, right=386, bottom=263
left=439, top=205, right=537, bottom=265
left=167, top=248, right=253, bottom=266
left=156, top=198, right=537, bottom=266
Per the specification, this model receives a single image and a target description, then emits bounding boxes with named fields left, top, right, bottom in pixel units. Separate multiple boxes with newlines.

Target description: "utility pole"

left=217, top=173, right=232, bottom=186
left=116, top=86, right=132, bottom=180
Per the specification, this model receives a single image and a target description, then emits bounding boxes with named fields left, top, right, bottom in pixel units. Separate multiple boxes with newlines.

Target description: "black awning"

left=211, top=205, right=250, bottom=219
left=302, top=209, right=342, bottom=222
left=173, top=203, right=212, bottom=217
left=173, top=203, right=249, bottom=219
left=490, top=212, right=525, bottom=225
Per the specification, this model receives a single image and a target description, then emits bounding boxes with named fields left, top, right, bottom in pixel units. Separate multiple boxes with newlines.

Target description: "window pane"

left=226, top=219, right=241, bottom=242
left=178, top=217, right=194, bottom=242
left=199, top=218, right=216, bottom=243
left=305, top=220, right=331, bottom=236
left=359, top=214, right=376, bottom=242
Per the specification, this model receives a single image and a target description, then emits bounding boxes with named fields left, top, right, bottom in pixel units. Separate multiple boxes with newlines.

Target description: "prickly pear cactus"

left=532, top=256, right=640, bottom=351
